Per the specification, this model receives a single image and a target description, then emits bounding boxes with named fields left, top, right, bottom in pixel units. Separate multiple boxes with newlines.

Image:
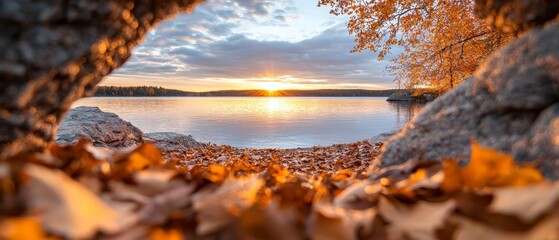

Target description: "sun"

left=260, top=81, right=279, bottom=92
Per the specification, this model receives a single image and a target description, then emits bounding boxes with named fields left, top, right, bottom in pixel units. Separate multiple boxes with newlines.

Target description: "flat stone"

left=144, top=132, right=204, bottom=152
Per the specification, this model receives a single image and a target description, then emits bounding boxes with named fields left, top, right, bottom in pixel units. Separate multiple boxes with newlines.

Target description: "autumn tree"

left=318, top=0, right=513, bottom=92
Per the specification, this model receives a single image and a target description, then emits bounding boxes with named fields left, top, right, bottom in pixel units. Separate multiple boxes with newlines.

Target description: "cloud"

left=107, top=0, right=399, bottom=90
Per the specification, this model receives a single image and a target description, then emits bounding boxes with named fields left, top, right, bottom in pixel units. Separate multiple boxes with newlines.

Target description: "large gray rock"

left=0, top=0, right=205, bottom=158
left=379, top=23, right=559, bottom=178
left=144, top=132, right=204, bottom=152
left=56, top=106, right=143, bottom=148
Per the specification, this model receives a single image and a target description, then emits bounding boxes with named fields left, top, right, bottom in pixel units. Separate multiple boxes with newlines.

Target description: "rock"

left=56, top=106, right=143, bottom=148
left=0, top=0, right=206, bottom=158
left=386, top=91, right=414, bottom=101
left=387, top=91, right=437, bottom=102
left=379, top=23, right=559, bottom=179
left=414, top=93, right=435, bottom=102
left=369, top=130, right=400, bottom=143
left=512, top=104, right=559, bottom=178
left=144, top=132, right=204, bottom=152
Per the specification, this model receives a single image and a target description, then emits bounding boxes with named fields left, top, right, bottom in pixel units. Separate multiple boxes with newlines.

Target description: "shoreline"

left=57, top=106, right=399, bottom=176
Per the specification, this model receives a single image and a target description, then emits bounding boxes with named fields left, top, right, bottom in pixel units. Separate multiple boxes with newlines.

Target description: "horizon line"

left=96, top=85, right=403, bottom=93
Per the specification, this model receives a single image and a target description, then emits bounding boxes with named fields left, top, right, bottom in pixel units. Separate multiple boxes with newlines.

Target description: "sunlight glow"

left=259, top=81, right=280, bottom=92
left=267, top=98, right=280, bottom=112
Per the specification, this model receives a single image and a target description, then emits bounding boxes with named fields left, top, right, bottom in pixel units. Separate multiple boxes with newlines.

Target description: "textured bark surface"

left=380, top=2, right=559, bottom=178
left=0, top=0, right=204, bottom=158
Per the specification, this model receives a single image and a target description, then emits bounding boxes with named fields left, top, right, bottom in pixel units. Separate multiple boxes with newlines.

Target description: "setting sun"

left=259, top=81, right=280, bottom=92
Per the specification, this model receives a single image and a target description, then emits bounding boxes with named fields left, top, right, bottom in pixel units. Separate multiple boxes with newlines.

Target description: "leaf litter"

left=0, top=139, right=558, bottom=239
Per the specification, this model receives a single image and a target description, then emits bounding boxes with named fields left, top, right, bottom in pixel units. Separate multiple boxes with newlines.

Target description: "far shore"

left=94, top=86, right=400, bottom=97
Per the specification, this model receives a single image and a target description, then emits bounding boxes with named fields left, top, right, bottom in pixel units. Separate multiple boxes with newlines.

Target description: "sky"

left=100, top=0, right=398, bottom=91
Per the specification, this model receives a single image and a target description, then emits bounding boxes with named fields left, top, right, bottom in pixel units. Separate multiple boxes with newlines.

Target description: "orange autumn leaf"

left=442, top=140, right=544, bottom=190
left=461, top=140, right=517, bottom=188
left=111, top=143, right=163, bottom=178
left=150, top=228, right=183, bottom=240
left=205, top=164, right=228, bottom=183
left=0, top=217, right=47, bottom=240
left=441, top=160, right=462, bottom=192
left=507, top=166, right=544, bottom=187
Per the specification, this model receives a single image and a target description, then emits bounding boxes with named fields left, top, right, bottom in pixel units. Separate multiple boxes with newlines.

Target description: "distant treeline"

left=94, top=86, right=399, bottom=97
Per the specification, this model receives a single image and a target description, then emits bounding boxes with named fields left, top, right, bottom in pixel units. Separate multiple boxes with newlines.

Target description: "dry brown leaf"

left=192, top=175, right=264, bottom=236
left=378, top=196, right=455, bottom=240
left=236, top=201, right=303, bottom=240
left=333, top=180, right=380, bottom=210
left=139, top=184, right=196, bottom=224
left=309, top=190, right=377, bottom=240
left=111, top=143, right=162, bottom=178
left=0, top=217, right=47, bottom=240
left=452, top=214, right=559, bottom=240
left=133, top=168, right=179, bottom=196
left=489, top=183, right=559, bottom=223
left=22, top=164, right=136, bottom=239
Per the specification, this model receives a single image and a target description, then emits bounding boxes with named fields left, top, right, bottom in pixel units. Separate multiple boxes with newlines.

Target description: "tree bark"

left=0, top=0, right=205, bottom=158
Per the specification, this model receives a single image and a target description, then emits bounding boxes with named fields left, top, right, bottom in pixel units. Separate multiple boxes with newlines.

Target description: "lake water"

left=72, top=97, right=424, bottom=148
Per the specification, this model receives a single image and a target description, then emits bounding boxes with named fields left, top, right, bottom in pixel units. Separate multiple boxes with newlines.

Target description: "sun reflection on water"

left=266, top=98, right=281, bottom=112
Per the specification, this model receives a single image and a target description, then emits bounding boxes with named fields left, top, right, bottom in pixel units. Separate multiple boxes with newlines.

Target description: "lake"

left=72, top=97, right=424, bottom=148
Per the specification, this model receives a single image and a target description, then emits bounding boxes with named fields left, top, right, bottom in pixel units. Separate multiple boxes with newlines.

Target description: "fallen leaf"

left=453, top=214, right=559, bottom=240
left=0, top=217, right=46, bottom=240
left=111, top=143, right=163, bottom=178
left=150, top=228, right=183, bottom=240
left=309, top=191, right=377, bottom=240
left=489, top=183, right=559, bottom=223
left=462, top=140, right=516, bottom=188
left=444, top=141, right=544, bottom=189
left=139, top=184, right=196, bottom=224
left=204, top=164, right=228, bottom=183
left=22, top=164, right=136, bottom=239
left=193, top=175, right=264, bottom=235
left=333, top=180, right=380, bottom=210
left=236, top=201, right=303, bottom=240
left=441, top=160, right=462, bottom=192
left=378, top=196, right=455, bottom=240
left=133, top=168, right=178, bottom=194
